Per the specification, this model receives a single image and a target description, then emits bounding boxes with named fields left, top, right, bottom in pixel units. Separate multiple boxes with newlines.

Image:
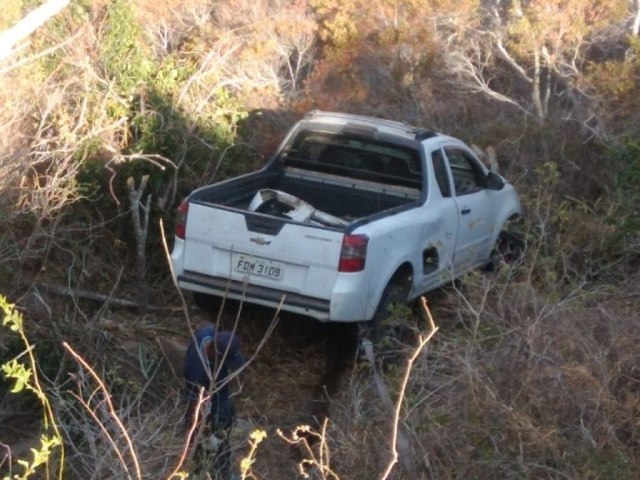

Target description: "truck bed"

left=189, top=167, right=421, bottom=222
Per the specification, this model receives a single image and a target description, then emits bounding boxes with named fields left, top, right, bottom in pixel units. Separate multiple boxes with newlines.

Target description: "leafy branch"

left=1, top=296, right=65, bottom=480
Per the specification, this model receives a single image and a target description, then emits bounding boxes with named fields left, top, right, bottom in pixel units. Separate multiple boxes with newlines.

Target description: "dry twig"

left=63, top=342, right=142, bottom=480
left=361, top=296, right=438, bottom=480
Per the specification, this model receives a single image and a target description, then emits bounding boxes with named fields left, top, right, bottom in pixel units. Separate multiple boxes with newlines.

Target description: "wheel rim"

left=495, top=231, right=525, bottom=265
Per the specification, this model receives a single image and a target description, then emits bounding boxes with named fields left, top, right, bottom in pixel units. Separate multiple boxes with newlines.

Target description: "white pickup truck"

left=170, top=111, right=522, bottom=326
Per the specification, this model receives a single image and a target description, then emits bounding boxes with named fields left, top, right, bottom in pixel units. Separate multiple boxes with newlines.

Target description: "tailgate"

left=182, top=203, right=345, bottom=300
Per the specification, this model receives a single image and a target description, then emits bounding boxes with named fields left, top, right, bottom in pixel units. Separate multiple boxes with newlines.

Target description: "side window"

left=444, top=148, right=486, bottom=196
left=431, top=149, right=451, bottom=198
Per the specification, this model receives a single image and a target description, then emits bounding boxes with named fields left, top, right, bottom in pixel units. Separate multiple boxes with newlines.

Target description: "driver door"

left=443, top=146, right=495, bottom=271
left=414, top=146, right=459, bottom=294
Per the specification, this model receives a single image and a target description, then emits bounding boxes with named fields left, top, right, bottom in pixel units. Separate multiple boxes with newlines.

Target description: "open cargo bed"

left=189, top=167, right=421, bottom=224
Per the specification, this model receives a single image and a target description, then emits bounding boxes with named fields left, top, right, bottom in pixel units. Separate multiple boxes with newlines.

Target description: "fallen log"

left=34, top=282, right=167, bottom=310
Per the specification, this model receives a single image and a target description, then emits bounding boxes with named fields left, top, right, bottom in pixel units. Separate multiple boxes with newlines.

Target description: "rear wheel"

left=360, top=282, right=410, bottom=344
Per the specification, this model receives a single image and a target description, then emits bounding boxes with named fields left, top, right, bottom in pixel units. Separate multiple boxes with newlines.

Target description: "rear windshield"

left=278, top=131, right=423, bottom=190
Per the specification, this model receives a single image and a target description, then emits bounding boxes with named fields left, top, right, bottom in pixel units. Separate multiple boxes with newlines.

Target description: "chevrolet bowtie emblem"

left=250, top=236, right=271, bottom=245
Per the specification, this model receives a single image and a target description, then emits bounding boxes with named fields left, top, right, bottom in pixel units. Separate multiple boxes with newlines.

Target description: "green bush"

left=611, top=140, right=640, bottom=237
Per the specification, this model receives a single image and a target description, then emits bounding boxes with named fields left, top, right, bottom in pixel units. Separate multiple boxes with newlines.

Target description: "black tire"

left=486, top=230, right=526, bottom=271
left=363, top=282, right=408, bottom=342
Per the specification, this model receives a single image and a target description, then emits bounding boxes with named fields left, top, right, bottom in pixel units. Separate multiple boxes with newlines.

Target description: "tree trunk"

left=127, top=175, right=151, bottom=285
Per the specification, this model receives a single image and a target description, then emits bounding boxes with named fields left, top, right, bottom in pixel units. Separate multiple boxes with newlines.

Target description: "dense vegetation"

left=1, top=1, right=640, bottom=479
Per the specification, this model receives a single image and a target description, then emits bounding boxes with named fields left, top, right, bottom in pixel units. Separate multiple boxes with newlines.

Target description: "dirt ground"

left=204, top=305, right=358, bottom=479
left=2, top=291, right=355, bottom=479
left=9, top=280, right=639, bottom=479
left=127, top=300, right=360, bottom=479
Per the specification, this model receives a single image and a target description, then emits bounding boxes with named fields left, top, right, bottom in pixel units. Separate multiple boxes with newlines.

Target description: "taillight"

left=175, top=199, right=189, bottom=239
left=339, top=234, right=369, bottom=272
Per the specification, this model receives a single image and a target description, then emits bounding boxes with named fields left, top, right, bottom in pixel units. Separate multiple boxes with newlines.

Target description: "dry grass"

left=306, top=275, right=640, bottom=479
left=3, top=229, right=640, bottom=479
left=2, top=1, right=640, bottom=479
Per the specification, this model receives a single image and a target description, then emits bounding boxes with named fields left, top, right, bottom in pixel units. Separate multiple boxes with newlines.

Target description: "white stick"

left=0, top=0, right=70, bottom=61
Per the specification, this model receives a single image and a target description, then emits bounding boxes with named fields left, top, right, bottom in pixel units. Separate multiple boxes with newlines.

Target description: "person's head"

left=205, top=331, right=245, bottom=371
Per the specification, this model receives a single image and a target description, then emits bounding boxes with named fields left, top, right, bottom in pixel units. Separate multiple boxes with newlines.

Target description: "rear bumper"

left=178, top=270, right=333, bottom=321
left=173, top=233, right=373, bottom=322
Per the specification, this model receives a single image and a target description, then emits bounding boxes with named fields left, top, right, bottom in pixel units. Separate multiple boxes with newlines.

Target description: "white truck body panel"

left=183, top=203, right=344, bottom=299
left=171, top=111, right=522, bottom=323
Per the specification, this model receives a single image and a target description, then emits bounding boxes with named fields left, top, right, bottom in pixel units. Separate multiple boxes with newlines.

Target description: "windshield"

left=278, top=131, right=423, bottom=190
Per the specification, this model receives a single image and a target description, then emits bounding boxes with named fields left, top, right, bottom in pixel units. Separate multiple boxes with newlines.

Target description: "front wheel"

left=486, top=230, right=526, bottom=270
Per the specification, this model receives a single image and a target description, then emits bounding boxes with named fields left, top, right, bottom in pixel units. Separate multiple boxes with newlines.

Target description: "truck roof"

left=303, top=111, right=440, bottom=142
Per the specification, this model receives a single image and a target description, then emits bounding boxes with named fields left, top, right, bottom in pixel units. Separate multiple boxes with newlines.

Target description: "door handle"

left=461, top=207, right=471, bottom=215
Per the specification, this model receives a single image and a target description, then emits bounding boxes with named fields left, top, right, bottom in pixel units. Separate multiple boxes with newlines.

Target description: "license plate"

left=234, top=255, right=283, bottom=280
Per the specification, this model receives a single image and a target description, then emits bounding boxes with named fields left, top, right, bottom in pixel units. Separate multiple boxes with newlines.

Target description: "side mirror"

left=486, top=171, right=505, bottom=190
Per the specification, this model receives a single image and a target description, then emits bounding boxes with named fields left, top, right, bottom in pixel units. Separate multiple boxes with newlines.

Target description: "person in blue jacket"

left=183, top=324, right=245, bottom=478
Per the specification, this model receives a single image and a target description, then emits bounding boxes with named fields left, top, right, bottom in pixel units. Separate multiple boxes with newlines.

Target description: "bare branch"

left=33, top=283, right=167, bottom=310
left=0, top=29, right=82, bottom=75
left=63, top=342, right=143, bottom=480
left=0, top=0, right=70, bottom=62
left=447, top=48, right=535, bottom=118
left=360, top=299, right=438, bottom=478
left=379, top=297, right=439, bottom=480
left=493, top=34, right=533, bottom=84
left=471, top=144, right=500, bottom=173
left=127, top=175, right=151, bottom=284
